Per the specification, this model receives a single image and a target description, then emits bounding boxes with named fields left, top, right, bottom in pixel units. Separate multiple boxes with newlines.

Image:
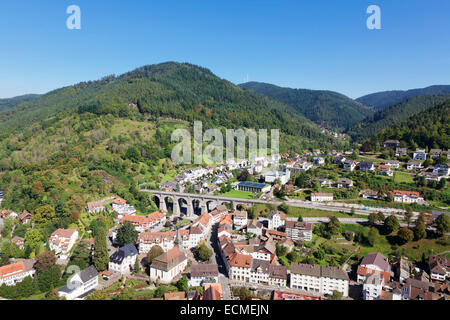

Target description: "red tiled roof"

left=393, top=190, right=420, bottom=198
left=357, top=266, right=390, bottom=282
left=0, top=261, right=26, bottom=279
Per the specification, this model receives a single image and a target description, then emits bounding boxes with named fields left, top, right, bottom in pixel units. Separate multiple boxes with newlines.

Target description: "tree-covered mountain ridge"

left=348, top=93, right=450, bottom=141
left=238, top=81, right=373, bottom=130
left=356, top=85, right=450, bottom=110
left=0, top=62, right=331, bottom=144
left=365, top=99, right=450, bottom=151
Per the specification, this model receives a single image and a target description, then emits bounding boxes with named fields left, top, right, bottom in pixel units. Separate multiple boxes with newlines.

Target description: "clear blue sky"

left=1, top=0, right=449, bottom=99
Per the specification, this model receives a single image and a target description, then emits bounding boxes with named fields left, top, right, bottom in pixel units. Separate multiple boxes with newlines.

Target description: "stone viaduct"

left=139, top=189, right=280, bottom=218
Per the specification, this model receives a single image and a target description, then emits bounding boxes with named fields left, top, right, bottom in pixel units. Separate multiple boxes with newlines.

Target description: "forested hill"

left=356, top=85, right=450, bottom=110
left=0, top=94, right=40, bottom=112
left=363, top=99, right=450, bottom=151
left=0, top=62, right=326, bottom=142
left=347, top=93, right=450, bottom=141
left=238, top=81, right=373, bottom=130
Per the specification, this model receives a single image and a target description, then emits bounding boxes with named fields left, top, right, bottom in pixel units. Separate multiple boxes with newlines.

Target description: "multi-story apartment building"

left=290, top=263, right=349, bottom=297
left=267, top=211, right=286, bottom=230
left=393, top=190, right=423, bottom=204
left=0, top=260, right=35, bottom=286
left=49, top=228, right=79, bottom=259
left=285, top=221, right=313, bottom=242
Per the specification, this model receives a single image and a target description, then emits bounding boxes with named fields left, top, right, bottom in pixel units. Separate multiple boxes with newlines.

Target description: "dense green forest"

left=0, top=94, right=40, bottom=112
left=0, top=62, right=328, bottom=142
left=356, top=85, right=450, bottom=110
left=239, top=81, right=373, bottom=130
left=348, top=93, right=450, bottom=141
left=362, top=99, right=450, bottom=151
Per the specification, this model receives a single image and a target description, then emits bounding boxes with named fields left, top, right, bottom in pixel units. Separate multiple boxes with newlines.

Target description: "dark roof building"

left=110, top=244, right=138, bottom=264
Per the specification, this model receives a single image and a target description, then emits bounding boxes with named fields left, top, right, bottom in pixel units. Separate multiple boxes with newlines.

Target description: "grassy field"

left=221, top=190, right=256, bottom=199
left=394, top=171, right=415, bottom=184
left=250, top=202, right=367, bottom=219
left=285, top=206, right=367, bottom=218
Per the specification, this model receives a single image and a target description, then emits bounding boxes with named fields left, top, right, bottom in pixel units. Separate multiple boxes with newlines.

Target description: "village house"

left=137, top=231, right=178, bottom=253
left=252, top=238, right=276, bottom=262
left=360, top=189, right=380, bottom=200
left=109, top=244, right=138, bottom=274
left=428, top=256, right=450, bottom=282
left=413, top=148, right=427, bottom=161
left=111, top=197, right=136, bottom=215
left=246, top=219, right=263, bottom=236
left=228, top=252, right=252, bottom=282
left=209, top=204, right=228, bottom=224
left=49, top=228, right=79, bottom=259
left=269, top=264, right=288, bottom=287
left=11, top=236, right=25, bottom=250
left=218, top=225, right=232, bottom=239
left=429, top=149, right=442, bottom=159
left=314, top=178, right=333, bottom=188
left=188, top=264, right=219, bottom=287
left=407, top=160, right=424, bottom=171
left=395, top=147, right=407, bottom=157
left=290, top=263, right=349, bottom=297
left=0, top=260, right=35, bottom=286
left=18, top=210, right=32, bottom=224
left=86, top=200, right=105, bottom=214
left=312, top=157, right=325, bottom=165
left=333, top=156, right=346, bottom=164
left=285, top=221, right=313, bottom=242
left=357, top=253, right=391, bottom=284
left=150, top=246, right=188, bottom=283
left=310, top=193, right=333, bottom=202
left=433, top=164, right=450, bottom=176
left=58, top=265, right=98, bottom=300
left=343, top=160, right=356, bottom=172
left=232, top=210, right=248, bottom=229
left=0, top=209, right=18, bottom=219
left=267, top=211, right=286, bottom=230
left=262, top=229, right=287, bottom=242
left=378, top=164, right=394, bottom=177
left=393, top=190, right=423, bottom=204
left=385, top=160, right=400, bottom=169
left=332, top=178, right=354, bottom=188
left=192, top=212, right=212, bottom=234
left=359, top=162, right=375, bottom=172
left=383, top=140, right=400, bottom=149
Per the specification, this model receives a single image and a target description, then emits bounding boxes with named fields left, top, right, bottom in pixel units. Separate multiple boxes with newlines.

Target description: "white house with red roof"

left=120, top=211, right=166, bottom=232
left=49, top=228, right=79, bottom=259
left=393, top=190, right=423, bottom=204
left=0, top=260, right=36, bottom=286
left=111, top=197, right=136, bottom=216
